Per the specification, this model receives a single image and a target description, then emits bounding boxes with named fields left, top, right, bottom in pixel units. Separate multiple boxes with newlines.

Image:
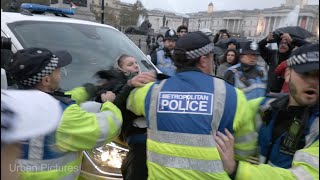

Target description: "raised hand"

left=101, top=91, right=116, bottom=103
left=128, top=71, right=156, bottom=87
left=266, top=32, right=274, bottom=42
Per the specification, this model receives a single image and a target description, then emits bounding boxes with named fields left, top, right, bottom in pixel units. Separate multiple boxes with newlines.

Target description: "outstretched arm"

left=214, top=129, right=319, bottom=180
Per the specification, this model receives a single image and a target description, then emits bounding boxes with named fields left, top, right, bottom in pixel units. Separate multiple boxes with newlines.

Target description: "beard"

left=288, top=79, right=318, bottom=106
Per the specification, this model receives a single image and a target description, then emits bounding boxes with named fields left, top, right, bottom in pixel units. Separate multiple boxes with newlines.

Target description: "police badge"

left=250, top=41, right=258, bottom=50
left=169, top=29, right=175, bottom=36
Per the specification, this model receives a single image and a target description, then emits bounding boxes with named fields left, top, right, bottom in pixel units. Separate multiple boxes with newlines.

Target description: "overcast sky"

left=121, top=0, right=319, bottom=14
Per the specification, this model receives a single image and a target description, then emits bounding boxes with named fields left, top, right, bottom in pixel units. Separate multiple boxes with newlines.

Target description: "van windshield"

left=8, top=21, right=152, bottom=90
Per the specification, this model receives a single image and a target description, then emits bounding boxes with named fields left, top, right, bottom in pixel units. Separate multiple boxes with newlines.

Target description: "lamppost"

left=198, top=19, right=201, bottom=30
left=101, top=0, right=105, bottom=24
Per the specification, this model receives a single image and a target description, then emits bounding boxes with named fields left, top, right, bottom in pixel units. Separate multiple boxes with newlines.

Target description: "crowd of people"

left=1, top=24, right=319, bottom=180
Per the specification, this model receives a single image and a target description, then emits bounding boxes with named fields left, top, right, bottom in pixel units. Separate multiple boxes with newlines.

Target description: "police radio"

left=280, top=108, right=308, bottom=156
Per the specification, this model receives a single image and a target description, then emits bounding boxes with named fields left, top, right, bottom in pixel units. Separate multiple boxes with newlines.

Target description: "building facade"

left=147, top=10, right=187, bottom=33
left=50, top=0, right=319, bottom=39
left=145, top=0, right=318, bottom=39
left=187, top=1, right=319, bottom=39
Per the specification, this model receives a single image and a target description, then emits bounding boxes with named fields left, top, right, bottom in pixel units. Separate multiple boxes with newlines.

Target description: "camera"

left=272, top=31, right=283, bottom=43
left=1, top=37, right=12, bottom=50
left=1, top=36, right=16, bottom=86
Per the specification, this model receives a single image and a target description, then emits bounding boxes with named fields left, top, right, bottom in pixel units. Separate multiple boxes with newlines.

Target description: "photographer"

left=213, top=29, right=230, bottom=44
left=1, top=37, right=16, bottom=88
left=258, top=32, right=310, bottom=93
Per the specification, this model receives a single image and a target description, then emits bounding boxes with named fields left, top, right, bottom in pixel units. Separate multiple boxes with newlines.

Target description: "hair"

left=117, top=54, right=133, bottom=68
left=177, top=25, right=188, bottom=33
left=227, top=39, right=240, bottom=50
left=221, top=32, right=230, bottom=38
left=156, top=34, right=164, bottom=40
left=221, top=49, right=239, bottom=64
left=173, top=48, right=201, bottom=69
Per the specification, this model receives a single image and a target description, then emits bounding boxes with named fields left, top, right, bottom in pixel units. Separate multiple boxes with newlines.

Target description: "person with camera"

left=1, top=37, right=17, bottom=88
left=258, top=31, right=310, bottom=93
left=213, top=29, right=230, bottom=44
left=214, top=43, right=319, bottom=180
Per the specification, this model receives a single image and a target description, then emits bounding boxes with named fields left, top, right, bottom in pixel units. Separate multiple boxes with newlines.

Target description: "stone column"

left=232, top=19, right=235, bottom=32
left=237, top=19, right=241, bottom=33
left=272, top=17, right=277, bottom=31
left=298, top=16, right=302, bottom=27
left=264, top=17, right=270, bottom=36
left=226, top=19, right=229, bottom=30
left=309, top=17, right=314, bottom=32
left=305, top=16, right=310, bottom=31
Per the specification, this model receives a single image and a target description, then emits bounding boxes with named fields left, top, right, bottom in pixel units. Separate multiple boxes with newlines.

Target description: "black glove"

left=83, top=83, right=98, bottom=99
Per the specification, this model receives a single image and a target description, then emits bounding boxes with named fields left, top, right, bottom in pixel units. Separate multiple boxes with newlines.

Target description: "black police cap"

left=7, top=47, right=72, bottom=86
left=288, top=43, right=319, bottom=74
left=240, top=41, right=260, bottom=55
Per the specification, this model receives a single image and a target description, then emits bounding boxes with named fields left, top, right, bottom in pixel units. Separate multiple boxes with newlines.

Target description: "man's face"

left=285, top=68, right=319, bottom=106
left=47, top=68, right=62, bottom=91
left=240, top=54, right=258, bottom=66
left=164, top=39, right=176, bottom=50
left=221, top=33, right=229, bottom=39
left=278, top=39, right=290, bottom=53
left=178, top=29, right=188, bottom=37
left=202, top=53, right=215, bottom=75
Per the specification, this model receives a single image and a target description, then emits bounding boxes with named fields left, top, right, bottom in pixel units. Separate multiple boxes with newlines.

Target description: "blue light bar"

left=20, top=3, right=75, bottom=15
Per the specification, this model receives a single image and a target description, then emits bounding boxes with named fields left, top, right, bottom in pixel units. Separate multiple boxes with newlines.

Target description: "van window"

left=8, top=21, right=151, bottom=90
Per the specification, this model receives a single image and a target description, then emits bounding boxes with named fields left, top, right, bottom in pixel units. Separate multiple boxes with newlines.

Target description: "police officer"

left=6, top=47, right=123, bottom=179
left=126, top=31, right=257, bottom=179
left=224, top=41, right=267, bottom=100
left=151, top=29, right=178, bottom=77
left=214, top=43, right=319, bottom=179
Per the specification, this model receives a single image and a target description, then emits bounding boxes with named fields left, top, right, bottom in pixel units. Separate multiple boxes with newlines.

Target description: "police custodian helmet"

left=164, top=29, right=178, bottom=41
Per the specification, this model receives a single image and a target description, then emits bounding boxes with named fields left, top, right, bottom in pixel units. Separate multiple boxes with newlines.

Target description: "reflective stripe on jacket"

left=256, top=97, right=319, bottom=168
left=236, top=140, right=319, bottom=180
left=18, top=87, right=123, bottom=180
left=127, top=71, right=257, bottom=179
left=228, top=64, right=267, bottom=100
left=240, top=97, right=320, bottom=180
left=156, top=50, right=176, bottom=77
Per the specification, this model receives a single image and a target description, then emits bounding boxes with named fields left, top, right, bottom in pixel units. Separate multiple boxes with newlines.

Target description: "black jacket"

left=258, top=37, right=310, bottom=92
left=94, top=69, right=144, bottom=142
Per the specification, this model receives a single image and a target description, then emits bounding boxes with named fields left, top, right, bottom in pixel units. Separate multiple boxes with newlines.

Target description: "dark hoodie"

left=258, top=37, right=310, bottom=92
left=94, top=68, right=144, bottom=142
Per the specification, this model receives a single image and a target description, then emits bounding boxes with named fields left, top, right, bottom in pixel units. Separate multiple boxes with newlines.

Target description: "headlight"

left=92, top=142, right=128, bottom=169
